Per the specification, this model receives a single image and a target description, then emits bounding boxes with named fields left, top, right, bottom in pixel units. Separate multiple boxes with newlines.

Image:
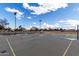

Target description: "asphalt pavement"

left=0, top=32, right=78, bottom=56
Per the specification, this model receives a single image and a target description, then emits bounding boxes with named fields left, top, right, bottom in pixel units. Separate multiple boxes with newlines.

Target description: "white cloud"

left=59, top=19, right=79, bottom=29
left=42, top=22, right=56, bottom=29
left=77, top=8, right=79, bottom=11
left=33, top=22, right=36, bottom=25
left=23, top=3, right=68, bottom=15
left=54, top=23, right=60, bottom=28
left=5, top=7, right=24, bottom=19
left=41, top=19, right=79, bottom=30
left=27, top=16, right=32, bottom=19
left=74, top=8, right=79, bottom=12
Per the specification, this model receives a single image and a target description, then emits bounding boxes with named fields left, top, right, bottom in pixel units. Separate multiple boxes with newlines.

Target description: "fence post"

left=77, top=25, right=79, bottom=40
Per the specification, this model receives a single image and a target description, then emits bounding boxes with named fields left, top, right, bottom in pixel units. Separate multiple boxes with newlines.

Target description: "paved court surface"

left=0, top=32, right=78, bottom=56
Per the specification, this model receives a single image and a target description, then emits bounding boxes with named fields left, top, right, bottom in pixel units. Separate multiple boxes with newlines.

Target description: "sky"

left=0, top=3, right=79, bottom=29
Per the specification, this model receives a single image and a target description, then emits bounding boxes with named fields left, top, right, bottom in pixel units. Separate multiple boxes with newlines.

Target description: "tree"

left=30, top=27, right=39, bottom=31
left=14, top=25, right=26, bottom=32
left=5, top=27, right=12, bottom=32
left=0, top=19, right=9, bottom=28
left=19, top=25, right=22, bottom=29
left=0, top=25, right=4, bottom=30
left=60, top=28, right=64, bottom=32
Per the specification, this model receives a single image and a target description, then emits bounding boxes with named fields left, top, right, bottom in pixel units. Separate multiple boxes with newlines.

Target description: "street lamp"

left=39, top=20, right=42, bottom=30
left=14, top=12, right=17, bottom=34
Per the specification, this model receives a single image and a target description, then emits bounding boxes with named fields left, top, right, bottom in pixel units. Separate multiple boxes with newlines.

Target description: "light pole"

left=14, top=12, right=17, bottom=34
left=39, top=20, right=42, bottom=32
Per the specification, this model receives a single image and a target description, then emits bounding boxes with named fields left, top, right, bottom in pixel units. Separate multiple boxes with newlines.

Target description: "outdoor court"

left=0, top=32, right=79, bottom=56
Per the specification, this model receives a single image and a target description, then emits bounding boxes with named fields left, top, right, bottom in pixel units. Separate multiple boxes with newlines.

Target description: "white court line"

left=6, top=37, right=16, bottom=56
left=5, top=33, right=44, bottom=56
left=63, top=40, right=73, bottom=56
left=4, top=33, right=47, bottom=56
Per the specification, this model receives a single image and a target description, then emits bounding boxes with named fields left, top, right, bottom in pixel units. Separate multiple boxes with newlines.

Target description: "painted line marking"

left=6, top=38, right=16, bottom=56
left=63, top=40, right=73, bottom=56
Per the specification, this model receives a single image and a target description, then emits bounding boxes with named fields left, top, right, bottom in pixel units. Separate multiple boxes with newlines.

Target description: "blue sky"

left=0, top=3, right=79, bottom=29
